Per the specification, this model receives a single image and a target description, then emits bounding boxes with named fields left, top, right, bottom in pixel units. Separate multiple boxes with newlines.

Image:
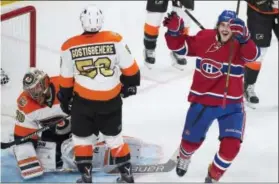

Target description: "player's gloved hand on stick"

left=57, top=90, right=73, bottom=115
left=163, top=11, right=185, bottom=36
left=229, top=18, right=250, bottom=44
left=121, top=85, right=137, bottom=98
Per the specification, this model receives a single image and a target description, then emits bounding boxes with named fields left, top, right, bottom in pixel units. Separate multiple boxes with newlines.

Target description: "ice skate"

left=116, top=162, right=134, bottom=183
left=205, top=174, right=217, bottom=183
left=76, top=174, right=92, bottom=183
left=176, top=156, right=191, bottom=177
left=170, top=52, right=187, bottom=71
left=244, top=83, right=259, bottom=109
left=204, top=164, right=217, bottom=183
left=144, top=49, right=156, bottom=69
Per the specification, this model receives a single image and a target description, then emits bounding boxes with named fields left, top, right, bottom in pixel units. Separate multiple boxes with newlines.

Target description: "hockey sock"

left=209, top=137, right=241, bottom=181
left=74, top=145, right=93, bottom=177
left=245, top=62, right=262, bottom=85
left=180, top=139, right=203, bottom=159
left=110, top=143, right=131, bottom=165
left=144, top=23, right=159, bottom=50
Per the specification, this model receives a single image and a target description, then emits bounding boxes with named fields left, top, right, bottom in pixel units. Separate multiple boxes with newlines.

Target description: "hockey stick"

left=222, top=0, right=240, bottom=108
left=236, top=0, right=241, bottom=15
left=222, top=39, right=235, bottom=108
left=44, top=148, right=179, bottom=174
left=1, top=115, right=70, bottom=149
left=183, top=8, right=205, bottom=30
left=103, top=148, right=178, bottom=174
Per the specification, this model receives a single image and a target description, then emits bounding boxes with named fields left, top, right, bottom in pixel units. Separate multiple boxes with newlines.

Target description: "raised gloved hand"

left=163, top=11, right=185, bottom=36
left=120, top=85, right=137, bottom=98
left=229, top=18, right=250, bottom=44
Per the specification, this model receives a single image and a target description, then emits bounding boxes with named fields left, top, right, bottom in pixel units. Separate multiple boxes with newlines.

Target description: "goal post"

left=1, top=5, right=37, bottom=117
left=1, top=5, right=36, bottom=67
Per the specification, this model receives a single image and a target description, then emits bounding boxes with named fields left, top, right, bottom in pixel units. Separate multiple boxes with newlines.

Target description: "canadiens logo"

left=200, top=58, right=223, bottom=79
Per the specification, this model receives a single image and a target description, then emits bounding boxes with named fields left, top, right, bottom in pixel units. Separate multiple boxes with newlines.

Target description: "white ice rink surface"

left=1, top=1, right=278, bottom=182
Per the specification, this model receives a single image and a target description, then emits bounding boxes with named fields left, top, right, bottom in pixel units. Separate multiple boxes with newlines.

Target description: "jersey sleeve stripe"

left=120, top=61, right=139, bottom=76
left=74, top=82, right=122, bottom=101
left=59, top=76, right=74, bottom=88
left=14, top=124, right=38, bottom=139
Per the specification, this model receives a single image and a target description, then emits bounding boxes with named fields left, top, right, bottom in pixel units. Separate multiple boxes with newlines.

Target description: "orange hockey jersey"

left=14, top=77, right=69, bottom=140
left=59, top=31, right=139, bottom=101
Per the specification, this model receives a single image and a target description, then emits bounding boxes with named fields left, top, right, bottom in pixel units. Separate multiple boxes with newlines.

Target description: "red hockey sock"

left=180, top=139, right=203, bottom=159
left=209, top=137, right=241, bottom=181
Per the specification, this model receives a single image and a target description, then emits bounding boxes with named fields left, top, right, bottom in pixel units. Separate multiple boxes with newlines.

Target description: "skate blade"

left=244, top=101, right=257, bottom=110
left=171, top=63, right=186, bottom=71
left=144, top=62, right=154, bottom=70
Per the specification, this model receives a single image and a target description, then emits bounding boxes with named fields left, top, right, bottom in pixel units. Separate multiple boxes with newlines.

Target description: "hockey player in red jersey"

left=163, top=10, right=260, bottom=182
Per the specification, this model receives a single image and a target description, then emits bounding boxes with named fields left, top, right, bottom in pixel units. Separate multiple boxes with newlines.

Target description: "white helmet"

left=80, top=5, right=104, bottom=32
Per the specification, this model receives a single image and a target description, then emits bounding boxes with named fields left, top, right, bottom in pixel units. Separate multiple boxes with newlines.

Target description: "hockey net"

left=1, top=5, right=36, bottom=117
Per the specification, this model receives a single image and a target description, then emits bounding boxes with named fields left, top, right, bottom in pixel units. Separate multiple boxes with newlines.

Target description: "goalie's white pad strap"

left=36, top=141, right=57, bottom=170
left=13, top=142, right=43, bottom=179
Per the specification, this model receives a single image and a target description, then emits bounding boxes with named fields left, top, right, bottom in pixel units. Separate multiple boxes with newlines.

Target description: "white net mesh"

left=1, top=5, right=35, bottom=117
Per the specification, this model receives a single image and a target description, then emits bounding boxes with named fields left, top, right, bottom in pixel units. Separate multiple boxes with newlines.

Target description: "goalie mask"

left=23, top=68, right=50, bottom=105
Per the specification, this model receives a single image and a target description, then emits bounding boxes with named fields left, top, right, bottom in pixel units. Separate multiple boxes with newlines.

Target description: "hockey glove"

left=229, top=18, right=250, bottom=44
left=163, top=11, right=185, bottom=36
left=120, top=85, right=137, bottom=98
left=57, top=89, right=73, bottom=115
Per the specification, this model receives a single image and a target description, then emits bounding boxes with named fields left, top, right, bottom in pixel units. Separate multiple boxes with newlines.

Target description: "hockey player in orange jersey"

left=143, top=0, right=194, bottom=70
left=11, top=68, right=161, bottom=181
left=58, top=4, right=140, bottom=183
left=13, top=68, right=71, bottom=180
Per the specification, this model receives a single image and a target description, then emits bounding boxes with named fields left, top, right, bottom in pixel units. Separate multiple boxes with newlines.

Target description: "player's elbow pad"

left=120, top=71, right=140, bottom=87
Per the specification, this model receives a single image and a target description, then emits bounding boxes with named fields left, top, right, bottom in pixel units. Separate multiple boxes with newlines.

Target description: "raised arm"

left=163, top=11, right=200, bottom=57
left=229, top=17, right=261, bottom=62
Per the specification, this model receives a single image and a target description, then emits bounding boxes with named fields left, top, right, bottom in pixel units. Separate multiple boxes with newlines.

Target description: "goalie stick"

left=104, top=148, right=178, bottom=174
left=1, top=115, right=70, bottom=149
left=44, top=148, right=179, bottom=174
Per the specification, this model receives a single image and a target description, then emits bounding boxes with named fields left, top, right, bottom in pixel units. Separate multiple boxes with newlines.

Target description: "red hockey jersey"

left=165, top=29, right=260, bottom=106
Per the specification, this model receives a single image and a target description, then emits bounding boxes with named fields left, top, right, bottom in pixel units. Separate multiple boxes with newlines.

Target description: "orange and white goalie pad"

left=13, top=142, right=44, bottom=179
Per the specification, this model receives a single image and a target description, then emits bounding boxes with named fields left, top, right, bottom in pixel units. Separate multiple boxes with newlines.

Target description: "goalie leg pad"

left=13, top=142, right=43, bottom=179
left=36, top=141, right=57, bottom=170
